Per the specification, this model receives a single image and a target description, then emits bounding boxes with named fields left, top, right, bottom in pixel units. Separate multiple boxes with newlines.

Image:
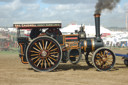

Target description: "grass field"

left=0, top=48, right=128, bottom=85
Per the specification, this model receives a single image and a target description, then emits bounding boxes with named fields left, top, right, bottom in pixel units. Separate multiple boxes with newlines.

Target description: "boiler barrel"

left=80, top=38, right=104, bottom=52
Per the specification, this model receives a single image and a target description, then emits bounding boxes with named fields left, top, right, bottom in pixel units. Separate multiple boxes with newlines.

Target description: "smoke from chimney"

left=95, top=0, right=120, bottom=14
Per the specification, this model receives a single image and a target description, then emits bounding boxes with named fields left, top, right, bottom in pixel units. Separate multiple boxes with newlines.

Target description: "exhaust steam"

left=95, top=0, right=120, bottom=14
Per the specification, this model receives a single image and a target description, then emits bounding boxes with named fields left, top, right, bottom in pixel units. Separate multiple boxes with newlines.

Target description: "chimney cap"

left=94, top=14, right=101, bottom=17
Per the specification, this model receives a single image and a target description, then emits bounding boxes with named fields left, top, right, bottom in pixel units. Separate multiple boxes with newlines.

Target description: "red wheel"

left=26, top=36, right=62, bottom=72
left=92, top=47, right=116, bottom=71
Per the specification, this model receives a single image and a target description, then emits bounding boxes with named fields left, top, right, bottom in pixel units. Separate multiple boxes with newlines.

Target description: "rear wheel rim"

left=26, top=36, right=62, bottom=72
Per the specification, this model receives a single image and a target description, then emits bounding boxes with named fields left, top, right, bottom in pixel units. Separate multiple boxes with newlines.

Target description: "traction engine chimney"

left=94, top=14, right=101, bottom=41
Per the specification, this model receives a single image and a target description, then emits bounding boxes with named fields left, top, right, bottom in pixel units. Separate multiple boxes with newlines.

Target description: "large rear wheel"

left=26, top=36, right=62, bottom=72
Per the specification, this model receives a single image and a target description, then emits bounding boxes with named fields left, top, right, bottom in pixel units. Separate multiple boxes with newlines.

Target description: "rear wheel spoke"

left=44, top=60, right=47, bottom=69
left=49, top=56, right=57, bottom=62
left=48, top=58, right=54, bottom=65
left=50, top=52, right=59, bottom=54
left=37, top=60, right=41, bottom=67
left=30, top=50, right=39, bottom=54
left=46, top=59, right=51, bottom=67
left=35, top=43, right=41, bottom=50
left=47, top=42, right=52, bottom=50
left=41, top=60, right=44, bottom=68
left=45, top=41, right=48, bottom=50
left=42, top=40, right=44, bottom=49
left=34, top=58, right=40, bottom=64
left=33, top=47, right=40, bottom=52
left=49, top=44, right=55, bottom=50
left=31, top=54, right=39, bottom=56
left=50, top=48, right=58, bottom=52
left=39, top=42, right=43, bottom=50
left=31, top=56, right=38, bottom=60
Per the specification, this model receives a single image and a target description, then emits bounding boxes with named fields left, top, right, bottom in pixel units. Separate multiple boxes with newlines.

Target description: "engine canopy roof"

left=13, top=21, right=61, bottom=29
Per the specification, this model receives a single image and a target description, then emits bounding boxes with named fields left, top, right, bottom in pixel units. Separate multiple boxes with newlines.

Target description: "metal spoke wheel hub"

left=40, top=50, right=48, bottom=58
left=92, top=47, right=116, bottom=71
left=26, top=36, right=62, bottom=72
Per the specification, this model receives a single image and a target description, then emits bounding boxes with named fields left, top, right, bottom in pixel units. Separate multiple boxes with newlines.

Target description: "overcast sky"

left=0, top=0, right=127, bottom=27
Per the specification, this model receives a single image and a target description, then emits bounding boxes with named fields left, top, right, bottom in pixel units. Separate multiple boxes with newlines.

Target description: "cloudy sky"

left=0, top=0, right=127, bottom=27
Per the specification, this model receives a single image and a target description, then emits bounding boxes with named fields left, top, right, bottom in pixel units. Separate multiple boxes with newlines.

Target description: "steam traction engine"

left=14, top=14, right=116, bottom=72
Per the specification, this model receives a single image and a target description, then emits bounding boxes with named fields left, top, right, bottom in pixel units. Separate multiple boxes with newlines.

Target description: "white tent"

left=60, top=24, right=112, bottom=37
left=60, top=24, right=81, bottom=34
left=8, top=28, right=17, bottom=33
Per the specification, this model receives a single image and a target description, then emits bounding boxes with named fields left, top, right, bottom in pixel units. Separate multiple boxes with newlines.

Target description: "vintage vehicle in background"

left=13, top=14, right=116, bottom=72
left=0, top=36, right=10, bottom=51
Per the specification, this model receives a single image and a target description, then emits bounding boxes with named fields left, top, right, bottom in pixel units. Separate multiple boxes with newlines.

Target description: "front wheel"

left=92, top=47, right=116, bottom=71
left=26, top=36, right=62, bottom=72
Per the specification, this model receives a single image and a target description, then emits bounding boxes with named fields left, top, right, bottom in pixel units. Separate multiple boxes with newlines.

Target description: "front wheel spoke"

left=34, top=58, right=40, bottom=64
left=107, top=54, right=112, bottom=57
left=33, top=47, right=40, bottom=52
left=105, top=65, right=109, bottom=69
left=107, top=57, right=113, bottom=59
left=105, top=62, right=110, bottom=66
left=100, top=51, right=103, bottom=56
left=96, top=56, right=101, bottom=59
left=104, top=51, right=106, bottom=57
left=107, top=59, right=113, bottom=61
left=99, top=60, right=103, bottom=65
left=102, top=64, right=105, bottom=68
left=37, top=60, right=41, bottom=67
left=100, top=62, right=104, bottom=68
left=98, top=60, right=102, bottom=65
left=107, top=60, right=113, bottom=63
left=95, top=61, right=98, bottom=64
left=96, top=53, right=102, bottom=58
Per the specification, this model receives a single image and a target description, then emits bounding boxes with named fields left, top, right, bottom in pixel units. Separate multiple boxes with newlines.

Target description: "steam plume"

left=95, top=0, right=120, bottom=14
